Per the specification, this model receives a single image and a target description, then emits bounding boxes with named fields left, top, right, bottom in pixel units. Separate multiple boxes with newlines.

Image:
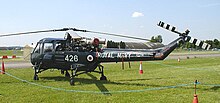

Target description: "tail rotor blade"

left=202, top=43, right=208, bottom=49
left=202, top=42, right=211, bottom=50
left=158, top=21, right=176, bottom=32
left=186, top=36, right=211, bottom=50
left=158, top=21, right=181, bottom=35
left=206, top=44, right=211, bottom=50
left=195, top=39, right=201, bottom=47
left=189, top=37, right=195, bottom=44
left=185, top=36, right=191, bottom=42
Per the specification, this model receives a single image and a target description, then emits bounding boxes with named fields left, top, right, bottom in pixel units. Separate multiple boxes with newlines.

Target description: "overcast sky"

left=0, top=0, right=220, bottom=46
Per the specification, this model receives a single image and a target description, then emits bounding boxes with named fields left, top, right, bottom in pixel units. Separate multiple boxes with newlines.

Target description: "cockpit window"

left=43, top=43, right=53, bottom=53
left=33, top=43, right=41, bottom=53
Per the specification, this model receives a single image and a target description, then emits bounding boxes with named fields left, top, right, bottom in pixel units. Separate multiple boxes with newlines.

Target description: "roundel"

left=87, top=55, right=94, bottom=62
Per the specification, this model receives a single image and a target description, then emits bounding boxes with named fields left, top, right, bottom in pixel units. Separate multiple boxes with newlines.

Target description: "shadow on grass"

left=41, top=74, right=112, bottom=95
left=210, top=86, right=220, bottom=91
left=40, top=76, right=69, bottom=81
left=40, top=73, right=163, bottom=95
left=41, top=75, right=162, bottom=87
left=86, top=73, right=111, bottom=96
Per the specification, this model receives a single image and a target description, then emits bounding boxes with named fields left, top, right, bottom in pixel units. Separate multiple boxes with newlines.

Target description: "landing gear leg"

left=70, top=68, right=77, bottom=86
left=99, top=65, right=107, bottom=81
left=70, top=76, right=74, bottom=86
left=61, top=70, right=64, bottom=75
left=65, top=70, right=70, bottom=78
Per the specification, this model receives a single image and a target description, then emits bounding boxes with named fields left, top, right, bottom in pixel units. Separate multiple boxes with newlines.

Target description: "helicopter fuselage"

left=30, top=36, right=180, bottom=73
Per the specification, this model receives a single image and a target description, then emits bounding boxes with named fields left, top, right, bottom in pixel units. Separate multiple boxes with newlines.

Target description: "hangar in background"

left=125, top=42, right=164, bottom=49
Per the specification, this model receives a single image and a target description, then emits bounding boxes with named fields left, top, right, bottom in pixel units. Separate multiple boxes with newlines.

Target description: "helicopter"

left=0, top=21, right=211, bottom=85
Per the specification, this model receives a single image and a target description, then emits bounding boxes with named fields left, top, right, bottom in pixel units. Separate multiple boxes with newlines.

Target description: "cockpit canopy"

left=32, top=38, right=66, bottom=54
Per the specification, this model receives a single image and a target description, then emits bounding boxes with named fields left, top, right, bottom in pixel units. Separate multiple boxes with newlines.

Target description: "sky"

left=0, top=0, right=220, bottom=46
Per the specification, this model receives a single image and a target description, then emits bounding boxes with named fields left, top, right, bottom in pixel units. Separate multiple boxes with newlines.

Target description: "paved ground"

left=1, top=61, right=32, bottom=69
left=1, top=53, right=220, bottom=69
left=166, top=53, right=220, bottom=60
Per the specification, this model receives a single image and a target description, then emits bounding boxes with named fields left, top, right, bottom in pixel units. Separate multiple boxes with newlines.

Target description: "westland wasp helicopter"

left=0, top=21, right=211, bottom=85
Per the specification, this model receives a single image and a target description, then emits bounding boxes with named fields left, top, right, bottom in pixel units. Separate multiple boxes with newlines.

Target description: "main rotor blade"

left=84, top=30, right=151, bottom=41
left=0, top=28, right=70, bottom=38
left=0, top=27, right=150, bottom=41
left=69, top=28, right=150, bottom=41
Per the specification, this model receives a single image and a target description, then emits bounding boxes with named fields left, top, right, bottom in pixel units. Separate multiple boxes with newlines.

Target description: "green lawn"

left=0, top=50, right=23, bottom=56
left=0, top=57, right=220, bottom=103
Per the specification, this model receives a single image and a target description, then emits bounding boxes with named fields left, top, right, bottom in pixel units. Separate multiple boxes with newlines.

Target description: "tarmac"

left=1, top=61, right=32, bottom=69
left=166, top=53, right=220, bottom=59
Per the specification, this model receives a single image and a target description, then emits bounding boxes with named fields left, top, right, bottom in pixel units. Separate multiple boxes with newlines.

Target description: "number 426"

left=65, top=55, right=78, bottom=62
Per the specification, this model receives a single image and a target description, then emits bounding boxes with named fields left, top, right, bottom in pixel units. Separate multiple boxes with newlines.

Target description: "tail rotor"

left=158, top=21, right=211, bottom=50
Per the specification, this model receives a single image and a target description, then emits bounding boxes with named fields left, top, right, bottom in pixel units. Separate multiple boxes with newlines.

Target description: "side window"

left=43, top=43, right=53, bottom=53
left=33, top=43, right=41, bottom=53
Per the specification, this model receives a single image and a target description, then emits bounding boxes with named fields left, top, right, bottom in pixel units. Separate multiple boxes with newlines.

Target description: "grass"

left=0, top=57, right=220, bottom=103
left=0, top=50, right=23, bottom=56
left=0, top=50, right=25, bottom=62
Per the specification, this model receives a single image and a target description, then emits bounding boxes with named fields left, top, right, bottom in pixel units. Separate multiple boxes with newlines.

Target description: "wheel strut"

left=65, top=70, right=70, bottom=78
left=70, top=67, right=78, bottom=86
left=33, top=66, right=39, bottom=80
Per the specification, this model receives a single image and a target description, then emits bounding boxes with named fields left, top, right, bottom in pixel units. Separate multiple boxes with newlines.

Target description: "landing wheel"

left=70, top=78, right=74, bottom=86
left=100, top=76, right=107, bottom=81
left=98, top=65, right=107, bottom=81
left=33, top=75, right=39, bottom=80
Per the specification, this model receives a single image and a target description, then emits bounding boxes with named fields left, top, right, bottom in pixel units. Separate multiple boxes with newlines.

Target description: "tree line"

left=177, top=39, right=220, bottom=49
left=150, top=35, right=163, bottom=43
left=205, top=39, right=220, bottom=49
left=150, top=35, right=220, bottom=49
left=106, top=34, right=219, bottom=50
